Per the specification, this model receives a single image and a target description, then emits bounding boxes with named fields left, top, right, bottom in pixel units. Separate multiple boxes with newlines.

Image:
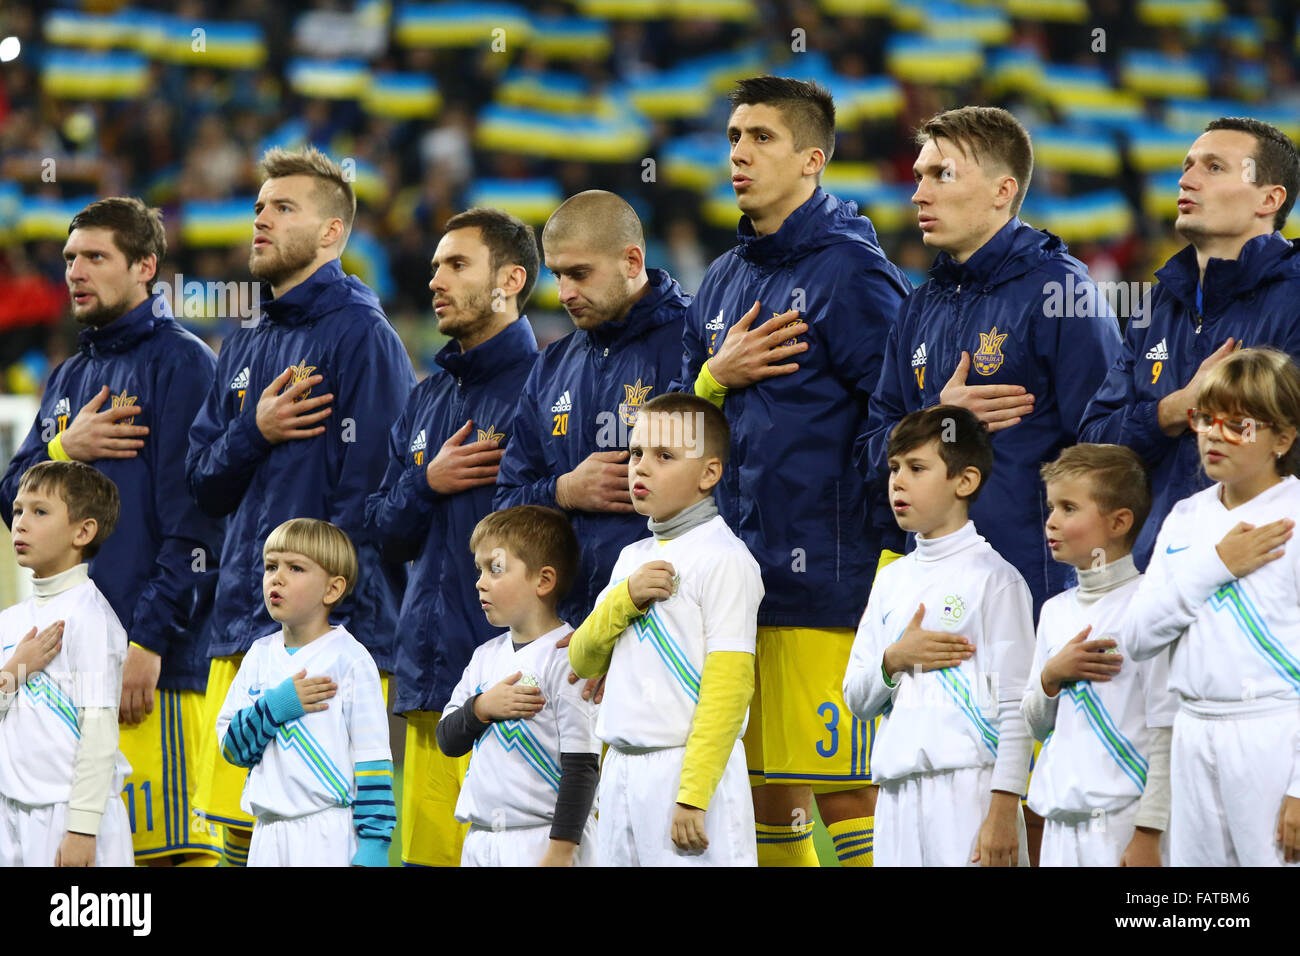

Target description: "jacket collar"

left=1155, top=232, right=1300, bottom=315
left=733, top=187, right=875, bottom=267
left=434, top=315, right=539, bottom=384
left=583, top=268, right=686, bottom=349
left=261, top=259, right=346, bottom=328
left=927, top=217, right=1053, bottom=290
left=78, top=294, right=169, bottom=356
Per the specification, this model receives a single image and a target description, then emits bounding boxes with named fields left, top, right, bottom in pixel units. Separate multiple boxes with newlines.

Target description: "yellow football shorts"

left=194, top=655, right=390, bottom=831
left=400, top=710, right=470, bottom=867
left=118, top=688, right=222, bottom=862
left=743, top=626, right=877, bottom=792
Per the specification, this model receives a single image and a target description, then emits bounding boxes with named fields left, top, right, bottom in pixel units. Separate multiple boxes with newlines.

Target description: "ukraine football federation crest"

left=775, top=312, right=801, bottom=346
left=477, top=424, right=505, bottom=444
left=288, top=359, right=317, bottom=402
left=111, top=389, right=138, bottom=426
left=973, top=326, right=1008, bottom=376
left=618, top=379, right=653, bottom=427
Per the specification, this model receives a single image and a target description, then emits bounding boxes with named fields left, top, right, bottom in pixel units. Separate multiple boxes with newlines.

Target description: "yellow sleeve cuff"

left=677, top=650, right=754, bottom=810
left=568, top=580, right=642, bottom=679
left=48, top=433, right=72, bottom=462
left=693, top=361, right=729, bottom=409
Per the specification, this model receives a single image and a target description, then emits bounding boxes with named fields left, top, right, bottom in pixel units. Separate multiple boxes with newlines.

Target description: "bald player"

left=496, top=191, right=692, bottom=630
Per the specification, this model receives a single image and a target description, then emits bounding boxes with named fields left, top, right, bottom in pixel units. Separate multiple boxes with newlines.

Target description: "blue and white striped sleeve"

left=217, top=667, right=305, bottom=769
left=344, top=652, right=394, bottom=866
left=352, top=760, right=396, bottom=867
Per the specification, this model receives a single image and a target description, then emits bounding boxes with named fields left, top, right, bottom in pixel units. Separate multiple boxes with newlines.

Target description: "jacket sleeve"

left=364, top=394, right=439, bottom=565
left=1038, top=274, right=1122, bottom=440
left=186, top=348, right=274, bottom=518
left=0, top=407, right=52, bottom=529
left=129, top=346, right=225, bottom=656
left=1077, top=317, right=1180, bottom=466
left=856, top=315, right=910, bottom=486
left=325, top=319, right=416, bottom=546
left=494, top=366, right=559, bottom=510
left=670, top=295, right=709, bottom=395
left=820, top=261, right=909, bottom=407
left=0, top=365, right=68, bottom=527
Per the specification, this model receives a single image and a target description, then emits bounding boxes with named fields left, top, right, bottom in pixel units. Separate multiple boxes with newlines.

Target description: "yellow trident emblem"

left=288, top=359, right=318, bottom=402
left=973, top=326, right=1008, bottom=376
left=477, top=425, right=505, bottom=444
left=618, top=379, right=653, bottom=427
left=111, top=389, right=138, bottom=426
left=775, top=311, right=800, bottom=346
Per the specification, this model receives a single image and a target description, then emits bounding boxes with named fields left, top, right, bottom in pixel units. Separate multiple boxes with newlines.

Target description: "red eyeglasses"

left=1188, top=408, right=1274, bottom=444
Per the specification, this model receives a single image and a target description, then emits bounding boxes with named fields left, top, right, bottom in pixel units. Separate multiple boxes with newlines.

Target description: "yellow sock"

left=827, top=816, right=874, bottom=867
left=755, top=821, right=820, bottom=867
left=222, top=825, right=252, bottom=868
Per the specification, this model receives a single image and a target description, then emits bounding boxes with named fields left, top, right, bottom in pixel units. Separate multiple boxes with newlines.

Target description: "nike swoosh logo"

left=1166, top=545, right=1189, bottom=554
left=248, top=687, right=262, bottom=697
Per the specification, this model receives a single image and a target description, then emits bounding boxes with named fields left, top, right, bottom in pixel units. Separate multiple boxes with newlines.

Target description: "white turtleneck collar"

left=1073, top=552, right=1139, bottom=607
left=913, top=520, right=982, bottom=562
left=32, top=563, right=90, bottom=607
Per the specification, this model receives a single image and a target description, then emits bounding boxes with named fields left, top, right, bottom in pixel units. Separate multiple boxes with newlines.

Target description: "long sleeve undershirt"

left=677, top=651, right=753, bottom=809
left=435, top=684, right=600, bottom=843
left=570, top=565, right=755, bottom=811
left=31, top=564, right=119, bottom=837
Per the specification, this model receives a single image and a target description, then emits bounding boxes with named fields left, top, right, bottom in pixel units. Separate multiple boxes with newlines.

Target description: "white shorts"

left=876, top=765, right=1029, bottom=867
left=597, top=741, right=756, bottom=867
left=1171, top=699, right=1300, bottom=867
left=1039, top=800, right=1167, bottom=867
left=0, top=793, right=133, bottom=867
left=461, top=817, right=599, bottom=867
left=249, top=806, right=357, bottom=867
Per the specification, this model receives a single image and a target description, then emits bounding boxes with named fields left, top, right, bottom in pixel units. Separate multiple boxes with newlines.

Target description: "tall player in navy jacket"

left=496, top=191, right=690, bottom=626
left=1080, top=117, right=1300, bottom=568
left=677, top=77, right=910, bottom=868
left=861, top=107, right=1121, bottom=619
left=186, top=148, right=415, bottom=865
left=366, top=208, right=540, bottom=867
left=0, top=198, right=223, bottom=865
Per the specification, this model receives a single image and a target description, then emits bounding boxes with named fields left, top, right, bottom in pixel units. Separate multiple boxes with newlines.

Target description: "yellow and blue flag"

left=363, top=73, right=441, bottom=119
left=1120, top=50, right=1208, bottom=99
left=181, top=199, right=255, bottom=248
left=41, top=50, right=149, bottom=99
left=1138, top=0, right=1225, bottom=27
left=886, top=35, right=983, bottom=85
left=286, top=59, right=370, bottom=99
left=1022, top=191, right=1134, bottom=243
left=394, top=2, right=532, bottom=47
left=529, top=16, right=612, bottom=60
left=1033, top=126, right=1122, bottom=177
left=464, top=178, right=563, bottom=226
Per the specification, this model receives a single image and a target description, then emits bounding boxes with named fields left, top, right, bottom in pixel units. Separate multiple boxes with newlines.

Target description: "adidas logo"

left=551, top=390, right=572, bottom=413
left=911, top=343, right=928, bottom=368
left=1145, top=339, right=1169, bottom=361
left=410, top=429, right=427, bottom=453
left=705, top=308, right=725, bottom=332
left=52, top=397, right=71, bottom=418
left=230, top=366, right=250, bottom=390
